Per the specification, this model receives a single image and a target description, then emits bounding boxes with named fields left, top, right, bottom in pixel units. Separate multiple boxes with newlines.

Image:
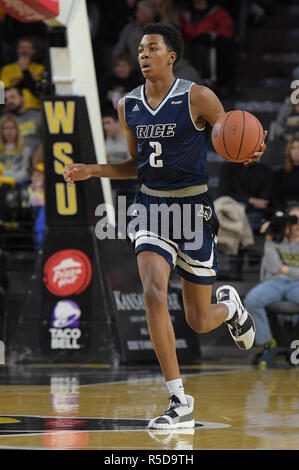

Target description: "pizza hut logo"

left=44, top=250, right=92, bottom=296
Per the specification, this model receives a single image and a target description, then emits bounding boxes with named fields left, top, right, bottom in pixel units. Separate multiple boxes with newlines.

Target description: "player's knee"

left=185, top=307, right=212, bottom=333
left=143, top=281, right=168, bottom=312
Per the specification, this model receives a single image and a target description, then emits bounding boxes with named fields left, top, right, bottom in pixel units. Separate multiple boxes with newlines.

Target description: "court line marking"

left=0, top=415, right=231, bottom=438
left=76, top=367, right=247, bottom=388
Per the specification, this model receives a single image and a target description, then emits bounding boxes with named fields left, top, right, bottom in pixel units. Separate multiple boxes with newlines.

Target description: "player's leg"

left=182, top=281, right=228, bottom=332
left=177, top=196, right=255, bottom=350
left=137, top=250, right=178, bottom=381
left=181, top=277, right=256, bottom=350
left=137, top=250, right=194, bottom=429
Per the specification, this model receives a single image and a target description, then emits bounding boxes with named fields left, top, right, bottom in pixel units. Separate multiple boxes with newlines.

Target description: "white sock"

left=220, top=300, right=237, bottom=321
left=166, top=378, right=187, bottom=404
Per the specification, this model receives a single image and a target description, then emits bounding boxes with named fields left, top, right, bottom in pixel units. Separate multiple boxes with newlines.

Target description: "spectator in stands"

left=99, top=55, right=142, bottom=110
left=0, top=114, right=31, bottom=188
left=244, top=205, right=299, bottom=369
left=270, top=101, right=299, bottom=143
left=0, top=37, right=45, bottom=110
left=113, top=0, right=158, bottom=69
left=89, top=0, right=139, bottom=77
left=103, top=108, right=130, bottom=165
left=28, top=161, right=45, bottom=251
left=269, top=67, right=299, bottom=142
left=0, top=160, right=15, bottom=222
left=217, top=159, right=273, bottom=279
left=218, top=159, right=273, bottom=234
left=173, top=57, right=201, bottom=83
left=31, top=144, right=44, bottom=170
left=180, top=0, right=236, bottom=95
left=154, top=0, right=181, bottom=27
left=4, top=87, right=42, bottom=154
left=103, top=108, right=138, bottom=208
left=271, top=136, right=299, bottom=210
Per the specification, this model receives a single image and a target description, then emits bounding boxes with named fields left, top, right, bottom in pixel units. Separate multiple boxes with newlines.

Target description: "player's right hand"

left=64, top=163, right=92, bottom=186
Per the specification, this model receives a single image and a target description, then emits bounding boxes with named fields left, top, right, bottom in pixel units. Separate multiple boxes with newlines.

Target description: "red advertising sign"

left=43, top=249, right=92, bottom=296
left=0, top=0, right=59, bottom=23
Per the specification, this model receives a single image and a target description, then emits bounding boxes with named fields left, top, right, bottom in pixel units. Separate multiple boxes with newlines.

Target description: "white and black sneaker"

left=216, top=285, right=256, bottom=350
left=148, top=395, right=194, bottom=430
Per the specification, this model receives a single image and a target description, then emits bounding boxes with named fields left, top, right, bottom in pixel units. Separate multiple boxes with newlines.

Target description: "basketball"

left=211, top=110, right=264, bottom=162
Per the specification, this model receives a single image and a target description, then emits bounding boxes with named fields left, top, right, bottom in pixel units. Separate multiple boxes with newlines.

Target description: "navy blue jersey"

left=124, top=78, right=210, bottom=190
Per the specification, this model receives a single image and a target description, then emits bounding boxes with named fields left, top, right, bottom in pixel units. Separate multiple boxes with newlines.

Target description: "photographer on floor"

left=243, top=206, right=299, bottom=369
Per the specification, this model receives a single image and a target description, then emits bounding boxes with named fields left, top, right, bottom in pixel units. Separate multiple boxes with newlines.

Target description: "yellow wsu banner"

left=42, top=96, right=103, bottom=226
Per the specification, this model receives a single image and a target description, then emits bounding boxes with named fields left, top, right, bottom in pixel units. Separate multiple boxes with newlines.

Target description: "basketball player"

left=64, top=23, right=266, bottom=429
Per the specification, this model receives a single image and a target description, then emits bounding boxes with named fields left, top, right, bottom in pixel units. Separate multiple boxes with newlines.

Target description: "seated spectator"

left=244, top=206, right=299, bottom=369
left=31, top=143, right=44, bottom=170
left=99, top=55, right=142, bottom=110
left=0, top=37, right=45, bottom=110
left=4, top=87, right=42, bottom=154
left=218, top=160, right=274, bottom=234
left=0, top=114, right=31, bottom=188
left=154, top=0, right=181, bottom=27
left=0, top=161, right=15, bottom=222
left=269, top=68, right=299, bottom=142
left=270, top=100, right=299, bottom=143
left=217, top=159, right=273, bottom=279
left=103, top=108, right=130, bottom=165
left=113, top=0, right=158, bottom=69
left=28, top=162, right=45, bottom=251
left=103, top=108, right=138, bottom=209
left=180, top=0, right=236, bottom=94
left=271, top=136, right=299, bottom=210
left=173, top=57, right=201, bottom=83
left=214, top=195, right=255, bottom=257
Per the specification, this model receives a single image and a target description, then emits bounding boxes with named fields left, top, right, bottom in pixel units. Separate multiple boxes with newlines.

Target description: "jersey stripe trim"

left=177, top=246, right=214, bottom=268
left=140, top=183, right=208, bottom=198
left=129, top=229, right=179, bottom=249
left=176, top=256, right=216, bottom=277
left=141, top=78, right=179, bottom=116
left=135, top=235, right=177, bottom=266
left=188, top=83, right=206, bottom=132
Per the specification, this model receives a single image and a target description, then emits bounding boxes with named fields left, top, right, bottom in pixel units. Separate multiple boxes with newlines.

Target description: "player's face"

left=138, top=34, right=176, bottom=78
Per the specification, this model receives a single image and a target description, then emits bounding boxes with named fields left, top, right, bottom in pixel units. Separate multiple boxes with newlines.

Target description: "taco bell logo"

left=51, top=300, right=81, bottom=328
left=49, top=300, right=82, bottom=349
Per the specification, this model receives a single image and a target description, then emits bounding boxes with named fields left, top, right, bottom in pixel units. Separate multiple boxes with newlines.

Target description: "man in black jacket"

left=217, top=160, right=274, bottom=279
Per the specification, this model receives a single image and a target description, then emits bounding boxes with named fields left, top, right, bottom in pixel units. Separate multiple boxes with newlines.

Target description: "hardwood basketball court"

left=0, top=361, right=298, bottom=450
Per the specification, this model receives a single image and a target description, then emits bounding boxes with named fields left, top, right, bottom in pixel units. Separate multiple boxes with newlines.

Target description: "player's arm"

left=64, top=97, right=138, bottom=186
left=190, top=85, right=267, bottom=163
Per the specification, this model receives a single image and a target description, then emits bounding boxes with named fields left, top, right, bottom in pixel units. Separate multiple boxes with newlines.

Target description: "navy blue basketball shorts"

left=128, top=184, right=220, bottom=285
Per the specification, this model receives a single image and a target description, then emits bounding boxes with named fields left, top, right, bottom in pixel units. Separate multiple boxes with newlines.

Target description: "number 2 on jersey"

left=149, top=141, right=163, bottom=168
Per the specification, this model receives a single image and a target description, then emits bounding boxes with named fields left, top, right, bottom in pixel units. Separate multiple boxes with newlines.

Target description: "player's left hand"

left=244, top=130, right=267, bottom=165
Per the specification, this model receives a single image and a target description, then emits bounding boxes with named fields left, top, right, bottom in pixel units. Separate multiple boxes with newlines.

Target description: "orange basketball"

left=211, top=110, right=264, bottom=162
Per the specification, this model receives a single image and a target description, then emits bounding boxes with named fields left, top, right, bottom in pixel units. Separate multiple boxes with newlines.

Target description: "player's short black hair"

left=142, top=23, right=184, bottom=65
